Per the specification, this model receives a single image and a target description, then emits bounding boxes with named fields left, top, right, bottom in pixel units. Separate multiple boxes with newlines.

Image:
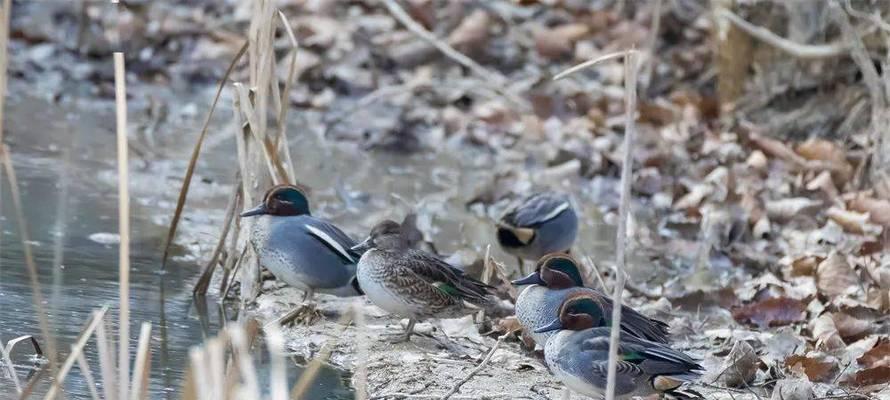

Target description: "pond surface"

left=0, top=88, right=353, bottom=399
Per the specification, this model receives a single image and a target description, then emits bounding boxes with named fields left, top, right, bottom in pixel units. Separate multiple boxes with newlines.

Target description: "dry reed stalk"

left=44, top=306, right=108, bottom=399
left=0, top=334, right=22, bottom=394
left=475, top=244, right=493, bottom=323
left=188, top=347, right=211, bottom=400
left=0, top=144, right=59, bottom=372
left=272, top=10, right=299, bottom=180
left=75, top=352, right=101, bottom=400
left=604, top=49, right=638, bottom=400
left=96, top=316, right=117, bottom=400
left=114, top=51, right=132, bottom=400
left=641, top=0, right=662, bottom=89
left=352, top=301, right=369, bottom=400
left=582, top=255, right=608, bottom=291
left=130, top=322, right=153, bottom=400
left=228, top=324, right=260, bottom=398
left=264, top=324, right=288, bottom=400
left=716, top=8, right=848, bottom=59
left=160, top=41, right=248, bottom=270
left=553, top=49, right=639, bottom=400
left=20, top=363, right=48, bottom=399
left=0, top=0, right=11, bottom=146
left=290, top=312, right=354, bottom=399
left=194, top=176, right=242, bottom=296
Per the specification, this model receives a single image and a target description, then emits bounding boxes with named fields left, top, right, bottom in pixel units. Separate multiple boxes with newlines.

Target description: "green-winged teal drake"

left=512, top=254, right=669, bottom=345
left=496, top=191, right=578, bottom=272
left=536, top=295, right=703, bottom=399
left=241, top=185, right=363, bottom=302
left=352, top=220, right=494, bottom=342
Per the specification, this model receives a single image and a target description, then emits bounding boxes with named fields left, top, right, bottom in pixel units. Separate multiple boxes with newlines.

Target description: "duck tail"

left=663, top=387, right=704, bottom=399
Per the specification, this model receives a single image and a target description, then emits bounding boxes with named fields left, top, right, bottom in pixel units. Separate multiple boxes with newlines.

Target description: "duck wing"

left=499, top=192, right=571, bottom=228
left=392, top=249, right=493, bottom=303
left=594, top=291, right=670, bottom=344
left=302, top=218, right=361, bottom=264
left=581, top=329, right=702, bottom=379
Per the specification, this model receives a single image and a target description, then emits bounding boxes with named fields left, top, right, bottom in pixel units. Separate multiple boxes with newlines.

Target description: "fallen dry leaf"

left=810, top=314, right=846, bottom=351
left=722, top=340, right=760, bottom=387
left=858, top=338, right=890, bottom=369
left=789, top=255, right=823, bottom=277
left=765, top=198, right=821, bottom=221
left=405, top=0, right=436, bottom=30
left=826, top=206, right=882, bottom=236
left=785, top=353, right=839, bottom=382
left=844, top=365, right=890, bottom=388
left=535, top=23, right=589, bottom=59
left=447, top=9, right=491, bottom=50
left=805, top=170, right=839, bottom=200
left=795, top=139, right=852, bottom=182
left=769, top=378, right=814, bottom=400
left=732, top=297, right=807, bottom=329
left=849, top=196, right=890, bottom=227
left=815, top=254, right=859, bottom=298
left=749, top=133, right=809, bottom=167
left=746, top=150, right=768, bottom=171
left=832, top=311, right=873, bottom=342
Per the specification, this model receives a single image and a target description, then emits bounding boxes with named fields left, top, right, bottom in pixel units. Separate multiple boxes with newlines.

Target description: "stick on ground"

left=439, top=335, right=507, bottom=400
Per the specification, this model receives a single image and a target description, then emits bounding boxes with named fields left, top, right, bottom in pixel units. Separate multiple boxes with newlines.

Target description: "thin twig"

left=114, top=51, right=132, bottom=400
left=554, top=51, right=635, bottom=81
left=439, top=335, right=507, bottom=400
left=379, top=0, right=526, bottom=109
left=716, top=8, right=848, bottom=59
left=607, top=49, right=639, bottom=400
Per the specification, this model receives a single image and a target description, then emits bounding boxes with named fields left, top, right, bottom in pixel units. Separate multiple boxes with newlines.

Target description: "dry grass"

left=181, top=318, right=297, bottom=400
left=114, top=50, right=132, bottom=400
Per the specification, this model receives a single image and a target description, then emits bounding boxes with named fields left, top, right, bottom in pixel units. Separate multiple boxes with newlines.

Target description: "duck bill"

left=240, top=204, right=268, bottom=218
left=350, top=237, right=372, bottom=253
left=511, top=271, right=545, bottom=286
left=534, top=318, right=563, bottom=333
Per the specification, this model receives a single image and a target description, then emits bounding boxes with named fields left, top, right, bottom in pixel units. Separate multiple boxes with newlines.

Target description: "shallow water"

left=0, top=89, right=353, bottom=399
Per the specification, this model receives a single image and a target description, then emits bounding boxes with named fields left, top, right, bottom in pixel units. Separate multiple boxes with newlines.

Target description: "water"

left=0, top=89, right=353, bottom=399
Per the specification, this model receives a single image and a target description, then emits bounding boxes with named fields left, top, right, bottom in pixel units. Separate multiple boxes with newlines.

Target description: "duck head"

left=241, top=185, right=311, bottom=218
left=351, top=220, right=411, bottom=252
left=511, top=253, right=585, bottom=289
left=534, top=294, right=606, bottom=333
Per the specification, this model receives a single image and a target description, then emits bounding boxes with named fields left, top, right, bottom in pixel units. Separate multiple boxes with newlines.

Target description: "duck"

left=240, top=185, right=363, bottom=303
left=512, top=254, right=669, bottom=345
left=536, top=295, right=703, bottom=399
left=352, top=220, right=493, bottom=342
left=496, top=191, right=578, bottom=273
